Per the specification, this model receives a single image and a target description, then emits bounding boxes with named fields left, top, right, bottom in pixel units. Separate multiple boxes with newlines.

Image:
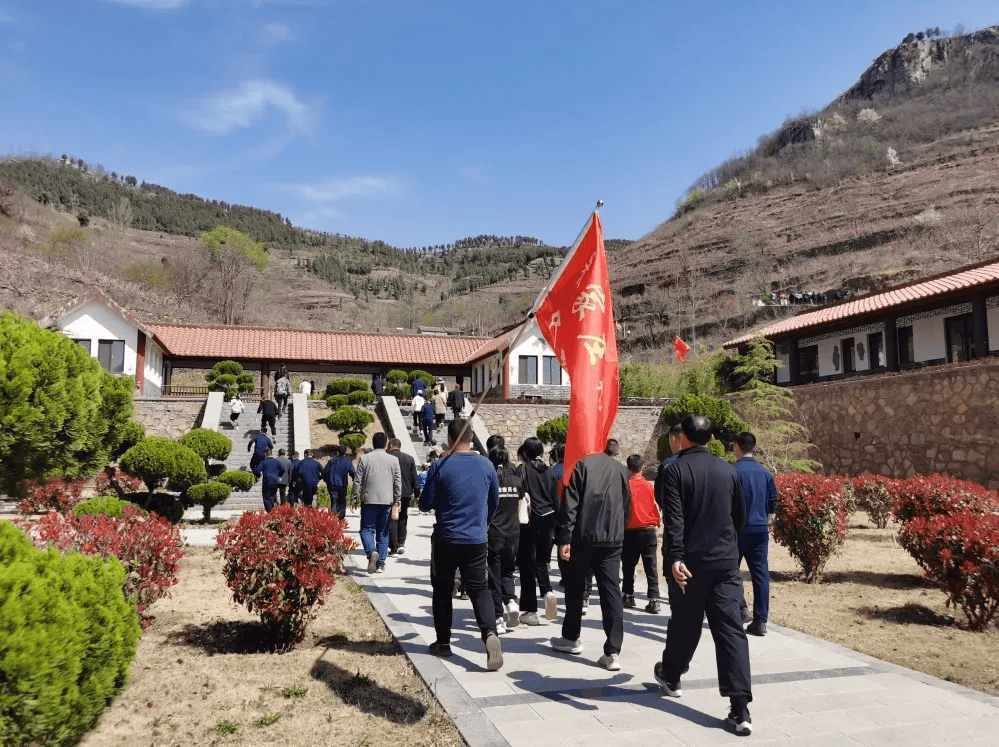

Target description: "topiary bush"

left=662, top=394, right=749, bottom=446
left=325, top=394, right=349, bottom=410
left=206, top=360, right=255, bottom=398
left=73, top=495, right=144, bottom=518
left=218, top=469, right=255, bottom=492
left=114, top=420, right=146, bottom=458
left=537, top=414, right=568, bottom=444
left=385, top=383, right=409, bottom=399
left=0, top=523, right=141, bottom=746
left=326, top=406, right=375, bottom=434
left=386, top=369, right=409, bottom=384
left=347, top=390, right=376, bottom=406
left=339, top=433, right=366, bottom=453
left=891, top=474, right=999, bottom=525
left=217, top=506, right=357, bottom=646
left=118, top=436, right=207, bottom=502
left=772, top=473, right=848, bottom=583
left=324, top=379, right=351, bottom=396
left=898, top=512, right=999, bottom=631
left=408, top=370, right=435, bottom=387
left=187, top=481, right=231, bottom=521
left=344, top=378, right=370, bottom=393
left=22, top=504, right=184, bottom=623
left=16, top=476, right=85, bottom=515
left=179, top=428, right=232, bottom=471
left=851, top=474, right=900, bottom=529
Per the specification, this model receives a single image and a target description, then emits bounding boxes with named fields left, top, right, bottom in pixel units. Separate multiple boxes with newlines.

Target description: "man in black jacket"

left=550, top=441, right=632, bottom=671
left=516, top=437, right=560, bottom=624
left=446, top=382, right=465, bottom=419
left=257, top=398, right=278, bottom=436
left=387, top=438, right=419, bottom=555
left=656, top=414, right=753, bottom=736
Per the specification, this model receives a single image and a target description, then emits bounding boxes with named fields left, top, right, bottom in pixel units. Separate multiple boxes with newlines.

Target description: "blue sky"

left=2, top=1, right=996, bottom=248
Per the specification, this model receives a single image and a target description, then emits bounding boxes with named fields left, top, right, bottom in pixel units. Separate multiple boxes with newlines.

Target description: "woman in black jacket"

left=516, top=437, right=560, bottom=624
left=488, top=447, right=524, bottom=632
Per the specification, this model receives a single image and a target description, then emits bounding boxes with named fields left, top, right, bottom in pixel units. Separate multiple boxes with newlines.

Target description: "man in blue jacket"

left=321, top=445, right=356, bottom=518
left=294, top=449, right=323, bottom=508
left=248, top=431, right=273, bottom=476
left=733, top=432, right=779, bottom=636
left=257, top=448, right=285, bottom=512
left=420, top=418, right=502, bottom=670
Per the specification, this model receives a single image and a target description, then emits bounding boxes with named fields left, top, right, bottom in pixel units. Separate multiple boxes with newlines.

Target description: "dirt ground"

left=757, top=512, right=999, bottom=694
left=80, top=547, right=462, bottom=747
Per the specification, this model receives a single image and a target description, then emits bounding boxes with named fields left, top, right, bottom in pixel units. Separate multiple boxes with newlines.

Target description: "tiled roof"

left=724, top=261, right=999, bottom=348
left=147, top=323, right=492, bottom=366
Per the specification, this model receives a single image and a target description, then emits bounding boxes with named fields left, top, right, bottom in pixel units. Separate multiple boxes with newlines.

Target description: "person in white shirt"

left=411, top=391, right=426, bottom=430
left=299, top=379, right=312, bottom=396
left=229, top=393, right=244, bottom=431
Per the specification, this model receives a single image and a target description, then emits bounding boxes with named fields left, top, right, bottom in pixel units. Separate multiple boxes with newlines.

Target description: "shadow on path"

left=311, top=657, right=428, bottom=724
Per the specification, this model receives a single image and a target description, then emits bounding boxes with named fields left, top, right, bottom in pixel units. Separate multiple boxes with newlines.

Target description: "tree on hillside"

left=200, top=226, right=269, bottom=325
left=107, top=196, right=132, bottom=245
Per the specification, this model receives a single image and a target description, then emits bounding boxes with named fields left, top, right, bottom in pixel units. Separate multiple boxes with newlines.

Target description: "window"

left=945, top=313, right=975, bottom=362
left=72, top=338, right=91, bottom=354
left=97, top=339, right=125, bottom=374
left=868, top=332, right=885, bottom=369
left=798, top=345, right=819, bottom=383
left=897, top=326, right=915, bottom=366
left=842, top=338, right=855, bottom=374
left=542, top=356, right=561, bottom=385
left=518, top=355, right=538, bottom=385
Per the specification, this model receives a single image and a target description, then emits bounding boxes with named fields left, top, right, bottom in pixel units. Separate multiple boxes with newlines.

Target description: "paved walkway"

left=342, top=509, right=999, bottom=747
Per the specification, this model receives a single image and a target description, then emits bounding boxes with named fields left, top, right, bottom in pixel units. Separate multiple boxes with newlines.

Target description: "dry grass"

left=80, top=547, right=462, bottom=747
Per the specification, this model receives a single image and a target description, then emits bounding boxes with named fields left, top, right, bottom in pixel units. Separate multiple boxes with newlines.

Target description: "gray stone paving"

left=342, top=508, right=999, bottom=747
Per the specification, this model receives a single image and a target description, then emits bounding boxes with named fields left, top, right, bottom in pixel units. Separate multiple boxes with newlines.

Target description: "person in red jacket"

left=622, top=454, right=662, bottom=613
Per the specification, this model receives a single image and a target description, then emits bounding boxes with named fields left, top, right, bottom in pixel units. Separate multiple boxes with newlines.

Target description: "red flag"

left=533, top=211, right=618, bottom=486
left=673, top=336, right=691, bottom=363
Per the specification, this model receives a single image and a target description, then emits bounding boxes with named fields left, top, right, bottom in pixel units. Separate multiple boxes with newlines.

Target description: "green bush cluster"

left=178, top=428, right=232, bottom=468
left=324, top=378, right=370, bottom=396
left=537, top=414, right=568, bottom=444
left=205, top=360, right=255, bottom=399
left=73, top=495, right=144, bottom=518
left=118, top=436, right=207, bottom=500
left=386, top=369, right=409, bottom=384
left=347, top=390, right=376, bottom=406
left=339, top=433, right=366, bottom=452
left=408, top=370, right=435, bottom=387
left=326, top=406, right=375, bottom=434
left=115, top=421, right=146, bottom=458
left=0, top=523, right=141, bottom=746
left=218, top=470, right=255, bottom=492
left=187, top=482, right=232, bottom=521
left=662, top=395, right=748, bottom=447
left=325, top=394, right=348, bottom=410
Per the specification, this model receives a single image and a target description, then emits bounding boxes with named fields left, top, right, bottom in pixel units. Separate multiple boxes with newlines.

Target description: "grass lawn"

left=79, top=546, right=462, bottom=747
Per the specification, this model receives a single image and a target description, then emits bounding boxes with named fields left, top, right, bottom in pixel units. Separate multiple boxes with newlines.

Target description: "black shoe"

left=645, top=599, right=661, bottom=614
left=741, top=607, right=752, bottom=625
left=746, top=620, right=767, bottom=636
left=623, top=594, right=637, bottom=609
left=726, top=704, right=752, bottom=735
left=428, top=641, right=453, bottom=657
left=653, top=662, right=681, bottom=697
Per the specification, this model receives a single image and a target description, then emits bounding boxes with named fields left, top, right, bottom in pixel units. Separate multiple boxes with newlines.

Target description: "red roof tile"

left=724, top=260, right=999, bottom=347
left=147, top=323, right=492, bottom=366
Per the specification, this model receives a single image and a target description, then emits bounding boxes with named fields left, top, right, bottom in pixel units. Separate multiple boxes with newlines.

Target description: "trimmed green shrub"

left=326, top=406, right=375, bottom=433
left=537, top=414, right=568, bottom=444
left=325, top=379, right=351, bottom=396
left=178, top=428, right=232, bottom=470
left=662, top=395, right=749, bottom=446
left=344, top=378, right=370, bottom=393
left=347, top=390, right=376, bottom=406
left=206, top=360, right=255, bottom=398
left=118, top=436, right=207, bottom=501
left=386, top=369, right=409, bottom=384
left=115, top=420, right=146, bottom=458
left=187, top=481, right=231, bottom=521
left=385, top=384, right=408, bottom=399
left=219, top=469, right=255, bottom=492
left=707, top=440, right=726, bottom=458
left=325, top=394, right=349, bottom=410
left=235, top=372, right=255, bottom=392
left=0, top=311, right=135, bottom=493
left=339, top=433, right=366, bottom=453
left=317, top=483, right=331, bottom=509
left=0, top=523, right=141, bottom=746
left=73, top=495, right=143, bottom=518
left=408, top=369, right=435, bottom=387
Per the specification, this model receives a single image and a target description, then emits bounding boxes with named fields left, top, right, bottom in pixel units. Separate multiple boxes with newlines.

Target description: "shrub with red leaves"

left=899, top=512, right=999, bottom=631
left=891, top=474, right=999, bottom=525
left=17, top=476, right=85, bottom=515
left=18, top=505, right=183, bottom=625
left=851, top=474, right=901, bottom=529
left=216, top=506, right=357, bottom=646
left=94, top=467, right=145, bottom=498
left=772, top=473, right=848, bottom=583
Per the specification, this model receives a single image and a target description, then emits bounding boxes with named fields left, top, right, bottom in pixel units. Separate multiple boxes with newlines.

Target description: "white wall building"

left=469, top=318, right=571, bottom=398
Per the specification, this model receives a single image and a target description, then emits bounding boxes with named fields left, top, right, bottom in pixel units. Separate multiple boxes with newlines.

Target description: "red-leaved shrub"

left=898, top=512, right=999, bottom=631
left=16, top=476, right=86, bottom=515
left=891, top=474, right=999, bottom=525
left=772, top=473, right=849, bottom=583
left=18, top=505, right=183, bottom=626
left=851, top=474, right=901, bottom=529
left=94, top=467, right=145, bottom=497
left=216, top=506, right=357, bottom=646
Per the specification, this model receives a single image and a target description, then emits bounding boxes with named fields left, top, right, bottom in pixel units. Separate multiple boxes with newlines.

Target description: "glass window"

left=868, top=332, right=885, bottom=368
left=542, top=356, right=561, bottom=385
left=842, top=338, right=855, bottom=374
left=72, top=338, right=91, bottom=354
left=945, top=313, right=975, bottom=362
left=97, top=339, right=125, bottom=374
left=518, top=355, right=538, bottom=385
left=798, top=345, right=819, bottom=383
left=897, top=326, right=915, bottom=366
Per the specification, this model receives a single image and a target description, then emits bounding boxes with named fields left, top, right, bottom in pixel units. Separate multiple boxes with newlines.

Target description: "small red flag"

left=673, top=336, right=691, bottom=363
left=533, top=212, right=619, bottom=486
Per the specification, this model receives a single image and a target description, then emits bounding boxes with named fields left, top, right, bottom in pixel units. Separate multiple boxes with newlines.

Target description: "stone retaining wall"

left=133, top=399, right=206, bottom=440
left=791, top=358, right=999, bottom=488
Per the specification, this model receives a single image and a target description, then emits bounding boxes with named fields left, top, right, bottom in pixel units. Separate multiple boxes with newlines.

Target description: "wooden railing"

left=162, top=385, right=263, bottom=402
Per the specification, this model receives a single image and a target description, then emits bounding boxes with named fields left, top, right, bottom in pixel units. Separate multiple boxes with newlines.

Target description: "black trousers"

left=430, top=539, right=496, bottom=644
left=262, top=483, right=278, bottom=512
left=421, top=419, right=433, bottom=443
left=249, top=453, right=265, bottom=474
left=260, top=414, right=276, bottom=434
left=275, top=393, right=288, bottom=413
left=389, top=495, right=411, bottom=550
left=300, top=482, right=317, bottom=508
left=488, top=533, right=520, bottom=618
left=277, top=484, right=289, bottom=504
left=622, top=527, right=660, bottom=599
left=517, top=513, right=555, bottom=613
left=561, top=543, right=624, bottom=656
left=662, top=565, right=752, bottom=702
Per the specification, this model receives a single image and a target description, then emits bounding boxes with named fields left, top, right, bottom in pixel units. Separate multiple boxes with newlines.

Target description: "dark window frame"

left=798, top=344, right=819, bottom=383
left=897, top=326, right=915, bottom=367
left=841, top=338, right=856, bottom=374
left=542, top=355, right=561, bottom=385
left=944, top=312, right=975, bottom=363
left=868, top=332, right=885, bottom=369
left=97, top=339, right=125, bottom=374
left=518, top=355, right=538, bottom=385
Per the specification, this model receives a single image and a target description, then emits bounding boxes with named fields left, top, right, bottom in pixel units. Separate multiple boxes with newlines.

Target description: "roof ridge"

left=147, top=321, right=492, bottom=340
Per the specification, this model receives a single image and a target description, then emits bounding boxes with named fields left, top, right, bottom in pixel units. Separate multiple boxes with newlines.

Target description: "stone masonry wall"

left=133, top=399, right=206, bottom=440
left=791, top=358, right=999, bottom=488
left=475, top=404, right=662, bottom=472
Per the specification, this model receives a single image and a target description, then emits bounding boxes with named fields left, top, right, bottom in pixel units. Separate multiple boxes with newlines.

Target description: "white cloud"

left=104, top=0, right=188, bottom=9
left=179, top=79, right=314, bottom=136
left=291, top=176, right=399, bottom=202
left=264, top=22, right=295, bottom=43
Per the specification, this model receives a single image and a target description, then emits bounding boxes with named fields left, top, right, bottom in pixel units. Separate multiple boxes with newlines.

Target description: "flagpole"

left=530, top=200, right=603, bottom=315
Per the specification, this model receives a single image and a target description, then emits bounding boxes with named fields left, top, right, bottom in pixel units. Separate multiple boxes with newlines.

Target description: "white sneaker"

left=452, top=578, right=461, bottom=599
left=597, top=653, right=621, bottom=671
left=521, top=612, right=544, bottom=626
left=505, top=601, right=520, bottom=628
left=550, top=636, right=583, bottom=654
left=367, top=552, right=378, bottom=574
left=544, top=591, right=558, bottom=621
left=496, top=617, right=509, bottom=635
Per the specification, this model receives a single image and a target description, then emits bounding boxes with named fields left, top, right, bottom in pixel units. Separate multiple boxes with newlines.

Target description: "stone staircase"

left=214, top=401, right=298, bottom=511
